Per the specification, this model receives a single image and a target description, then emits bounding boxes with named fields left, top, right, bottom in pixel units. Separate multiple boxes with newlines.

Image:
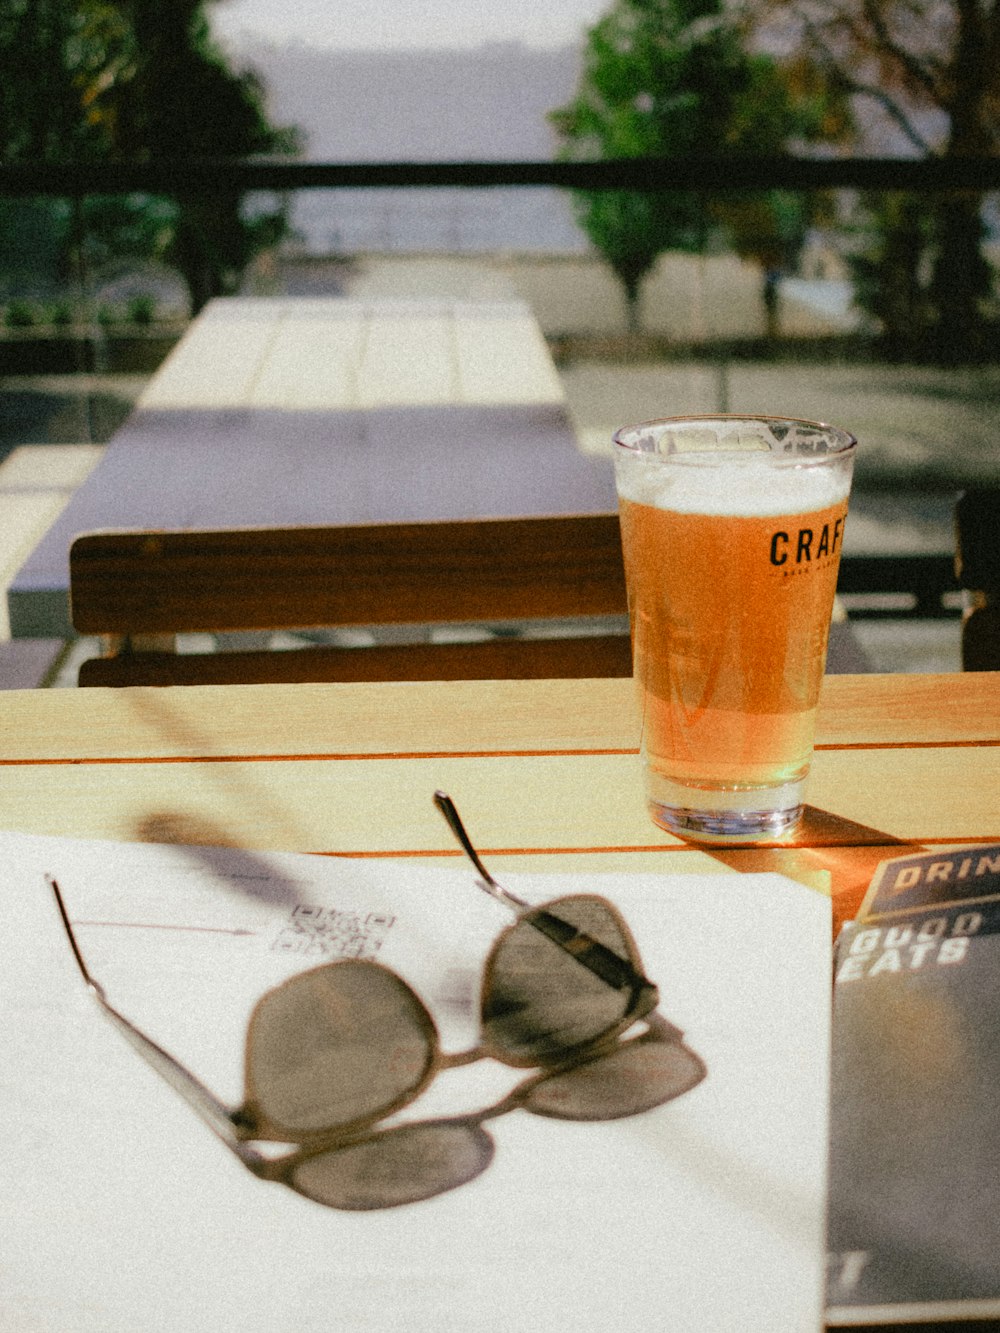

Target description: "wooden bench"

left=70, top=514, right=634, bottom=686
left=69, top=510, right=890, bottom=687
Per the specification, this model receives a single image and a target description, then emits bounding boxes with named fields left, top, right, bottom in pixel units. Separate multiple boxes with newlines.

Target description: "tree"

left=706, top=52, right=851, bottom=336
left=0, top=1, right=112, bottom=162
left=749, top=0, right=1000, bottom=361
left=0, top=1, right=300, bottom=314
left=846, top=192, right=934, bottom=359
left=550, top=0, right=848, bottom=332
left=99, top=2, right=301, bottom=311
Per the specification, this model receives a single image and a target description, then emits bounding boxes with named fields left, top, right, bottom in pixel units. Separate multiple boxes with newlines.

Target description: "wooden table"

left=7, top=297, right=616, bottom=637
left=0, top=671, right=995, bottom=933
left=2, top=670, right=996, bottom=1332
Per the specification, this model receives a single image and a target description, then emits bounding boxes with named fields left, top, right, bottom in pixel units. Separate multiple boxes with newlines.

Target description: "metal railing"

left=3, top=155, right=1000, bottom=196
left=837, top=553, right=962, bottom=619
left=2, top=154, right=995, bottom=642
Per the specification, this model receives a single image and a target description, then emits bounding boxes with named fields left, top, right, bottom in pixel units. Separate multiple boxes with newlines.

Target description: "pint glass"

left=612, top=416, right=857, bottom=843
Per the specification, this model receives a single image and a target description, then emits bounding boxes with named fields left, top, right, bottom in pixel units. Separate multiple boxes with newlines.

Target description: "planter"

left=0, top=331, right=95, bottom=374
left=0, top=324, right=184, bottom=376
left=103, top=328, right=184, bottom=373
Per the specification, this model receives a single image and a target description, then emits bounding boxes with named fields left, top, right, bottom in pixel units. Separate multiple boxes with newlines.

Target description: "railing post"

left=956, top=490, right=1000, bottom=671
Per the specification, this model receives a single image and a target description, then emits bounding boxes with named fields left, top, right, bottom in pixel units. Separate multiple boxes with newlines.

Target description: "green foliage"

left=844, top=192, right=995, bottom=363
left=551, top=0, right=850, bottom=329
left=550, top=0, right=724, bottom=321
left=0, top=2, right=301, bottom=314
left=4, top=300, right=38, bottom=328
left=126, top=294, right=157, bottom=324
left=750, top=0, right=999, bottom=363
left=80, top=194, right=177, bottom=268
left=0, top=199, right=74, bottom=299
left=97, top=2, right=299, bottom=161
left=0, top=1, right=105, bottom=161
left=845, top=194, right=933, bottom=358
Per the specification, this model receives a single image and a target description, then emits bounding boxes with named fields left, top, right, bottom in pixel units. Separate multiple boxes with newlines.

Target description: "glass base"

left=646, top=774, right=804, bottom=845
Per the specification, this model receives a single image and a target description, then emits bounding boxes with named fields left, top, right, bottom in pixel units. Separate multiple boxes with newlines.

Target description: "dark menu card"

left=827, top=843, right=1000, bottom=1326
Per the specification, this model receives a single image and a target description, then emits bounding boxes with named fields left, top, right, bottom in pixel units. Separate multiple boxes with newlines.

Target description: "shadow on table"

left=703, top=806, right=920, bottom=938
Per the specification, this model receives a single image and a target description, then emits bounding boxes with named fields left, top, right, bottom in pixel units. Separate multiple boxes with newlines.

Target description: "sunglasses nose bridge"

left=437, top=1045, right=485, bottom=1071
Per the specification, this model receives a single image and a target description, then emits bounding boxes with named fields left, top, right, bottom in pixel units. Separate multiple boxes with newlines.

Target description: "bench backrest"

left=70, top=514, right=633, bottom=686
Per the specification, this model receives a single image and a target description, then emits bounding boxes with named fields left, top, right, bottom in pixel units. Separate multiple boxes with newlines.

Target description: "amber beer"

left=612, top=417, right=857, bottom=843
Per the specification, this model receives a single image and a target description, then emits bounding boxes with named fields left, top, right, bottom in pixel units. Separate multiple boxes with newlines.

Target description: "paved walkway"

left=559, top=358, right=1000, bottom=491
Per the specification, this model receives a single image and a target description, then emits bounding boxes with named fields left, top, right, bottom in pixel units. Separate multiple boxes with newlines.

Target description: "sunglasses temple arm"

left=432, top=797, right=657, bottom=998
left=97, top=993, right=268, bottom=1170
left=47, top=874, right=94, bottom=987
left=433, top=791, right=529, bottom=911
left=46, top=876, right=265, bottom=1176
left=529, top=907, right=659, bottom=999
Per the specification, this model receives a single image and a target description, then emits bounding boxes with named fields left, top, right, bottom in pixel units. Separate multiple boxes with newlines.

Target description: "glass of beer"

left=612, top=415, right=857, bottom=844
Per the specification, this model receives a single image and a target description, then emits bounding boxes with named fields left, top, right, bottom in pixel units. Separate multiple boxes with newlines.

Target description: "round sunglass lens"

left=291, top=1122, right=495, bottom=1210
left=246, top=960, right=436, bottom=1139
left=522, top=1035, right=706, bottom=1120
left=482, top=896, right=639, bottom=1066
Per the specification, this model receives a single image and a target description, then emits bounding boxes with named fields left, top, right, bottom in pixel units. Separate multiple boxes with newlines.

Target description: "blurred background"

left=3, top=0, right=998, bottom=678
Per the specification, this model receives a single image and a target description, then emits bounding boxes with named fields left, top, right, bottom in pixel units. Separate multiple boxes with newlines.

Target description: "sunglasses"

left=48, top=792, right=705, bottom=1210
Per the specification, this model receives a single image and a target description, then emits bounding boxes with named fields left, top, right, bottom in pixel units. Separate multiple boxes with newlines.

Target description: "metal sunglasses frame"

left=45, top=793, right=690, bottom=1196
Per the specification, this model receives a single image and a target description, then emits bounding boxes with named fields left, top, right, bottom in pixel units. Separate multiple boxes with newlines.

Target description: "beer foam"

left=614, top=454, right=851, bottom=516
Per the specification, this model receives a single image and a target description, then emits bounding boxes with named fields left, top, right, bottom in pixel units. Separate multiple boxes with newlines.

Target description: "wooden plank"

left=137, top=301, right=279, bottom=409
left=0, top=673, right=996, bottom=762
left=7, top=297, right=612, bottom=638
left=0, top=677, right=638, bottom=761
left=0, top=745, right=994, bottom=857
left=65, top=508, right=860, bottom=685
left=68, top=515, right=628, bottom=635
left=0, top=673, right=993, bottom=934
left=249, top=306, right=365, bottom=409
left=74, top=620, right=867, bottom=687
left=11, top=403, right=616, bottom=638
left=815, top=672, right=1000, bottom=746
left=454, top=306, right=564, bottom=405
left=807, top=745, right=1000, bottom=841
left=358, top=308, right=458, bottom=405
left=76, top=633, right=633, bottom=687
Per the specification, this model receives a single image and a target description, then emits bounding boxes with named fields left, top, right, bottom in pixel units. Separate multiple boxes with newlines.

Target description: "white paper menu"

left=0, top=831, right=831, bottom=1332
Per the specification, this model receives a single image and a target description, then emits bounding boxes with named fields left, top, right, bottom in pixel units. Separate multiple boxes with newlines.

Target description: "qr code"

left=271, top=904, right=396, bottom=959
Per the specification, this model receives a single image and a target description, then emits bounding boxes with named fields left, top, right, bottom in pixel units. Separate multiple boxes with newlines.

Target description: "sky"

left=209, top=0, right=608, bottom=51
